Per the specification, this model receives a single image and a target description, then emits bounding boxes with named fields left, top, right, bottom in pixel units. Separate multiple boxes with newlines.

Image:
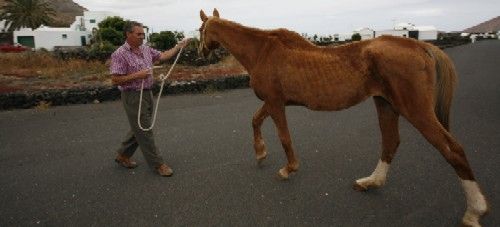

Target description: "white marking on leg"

left=356, top=160, right=390, bottom=189
left=461, top=180, right=488, bottom=227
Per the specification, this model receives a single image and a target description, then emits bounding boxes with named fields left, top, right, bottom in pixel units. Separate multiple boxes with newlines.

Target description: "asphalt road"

left=1, top=40, right=499, bottom=226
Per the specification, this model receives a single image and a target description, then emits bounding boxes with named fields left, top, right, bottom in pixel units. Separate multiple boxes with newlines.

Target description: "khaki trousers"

left=116, top=90, right=164, bottom=168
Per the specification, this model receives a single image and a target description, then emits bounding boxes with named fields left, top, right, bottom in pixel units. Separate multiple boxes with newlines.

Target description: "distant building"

left=11, top=11, right=119, bottom=50
left=414, top=25, right=439, bottom=40
left=353, top=27, right=375, bottom=40
left=332, top=33, right=352, bottom=42
left=374, top=22, right=438, bottom=40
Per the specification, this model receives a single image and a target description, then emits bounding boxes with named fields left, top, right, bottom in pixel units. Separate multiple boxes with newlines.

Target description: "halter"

left=137, top=46, right=184, bottom=131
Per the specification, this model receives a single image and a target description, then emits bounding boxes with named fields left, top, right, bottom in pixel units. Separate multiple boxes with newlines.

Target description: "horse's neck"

left=210, top=19, right=267, bottom=71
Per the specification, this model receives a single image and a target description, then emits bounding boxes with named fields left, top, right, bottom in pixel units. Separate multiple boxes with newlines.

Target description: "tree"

left=0, top=0, right=55, bottom=31
left=351, top=33, right=362, bottom=41
left=97, top=16, right=126, bottom=33
left=96, top=16, right=126, bottom=45
left=99, top=27, right=123, bottom=46
left=149, top=31, right=184, bottom=51
left=173, top=31, right=185, bottom=41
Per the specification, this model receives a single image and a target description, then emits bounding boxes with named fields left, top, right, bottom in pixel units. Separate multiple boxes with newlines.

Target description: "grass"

left=0, top=51, right=108, bottom=80
left=0, top=51, right=246, bottom=93
left=35, top=100, right=52, bottom=110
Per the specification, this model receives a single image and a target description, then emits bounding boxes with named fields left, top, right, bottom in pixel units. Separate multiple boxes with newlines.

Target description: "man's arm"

left=158, top=38, right=191, bottom=61
left=111, top=69, right=151, bottom=85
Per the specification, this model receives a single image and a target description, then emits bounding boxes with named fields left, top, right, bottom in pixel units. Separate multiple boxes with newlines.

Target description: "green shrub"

left=99, top=27, right=124, bottom=46
left=351, top=33, right=362, bottom=41
left=88, top=41, right=117, bottom=62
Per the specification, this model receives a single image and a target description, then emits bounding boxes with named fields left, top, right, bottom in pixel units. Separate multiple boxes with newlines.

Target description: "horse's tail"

left=425, top=44, right=457, bottom=131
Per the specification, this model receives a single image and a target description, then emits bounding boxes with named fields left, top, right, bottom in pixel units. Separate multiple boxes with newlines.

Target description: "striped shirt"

left=110, top=42, right=162, bottom=91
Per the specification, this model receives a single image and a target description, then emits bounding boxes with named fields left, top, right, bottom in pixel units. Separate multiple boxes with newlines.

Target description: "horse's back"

left=261, top=40, right=379, bottom=110
left=267, top=28, right=317, bottom=50
left=365, top=36, right=434, bottom=74
left=363, top=36, right=447, bottom=112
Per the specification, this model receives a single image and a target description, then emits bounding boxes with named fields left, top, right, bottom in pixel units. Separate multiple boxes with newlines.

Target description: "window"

left=62, top=34, right=67, bottom=39
left=90, top=19, right=96, bottom=23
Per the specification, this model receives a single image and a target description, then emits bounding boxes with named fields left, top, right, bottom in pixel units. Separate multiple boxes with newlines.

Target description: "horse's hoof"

left=462, top=206, right=489, bottom=227
left=352, top=182, right=368, bottom=192
left=256, top=152, right=267, bottom=165
left=461, top=219, right=481, bottom=227
left=278, top=168, right=289, bottom=180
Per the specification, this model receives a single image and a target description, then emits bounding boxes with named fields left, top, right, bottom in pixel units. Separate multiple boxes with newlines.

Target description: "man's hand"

left=158, top=39, right=191, bottom=62
left=135, top=68, right=152, bottom=80
left=177, top=38, right=191, bottom=49
left=111, top=68, right=152, bottom=86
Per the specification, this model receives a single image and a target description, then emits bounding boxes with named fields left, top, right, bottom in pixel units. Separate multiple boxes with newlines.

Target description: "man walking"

left=110, top=21, right=189, bottom=176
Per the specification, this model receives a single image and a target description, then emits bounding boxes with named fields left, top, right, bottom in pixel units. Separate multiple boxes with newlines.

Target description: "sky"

left=73, top=0, right=500, bottom=36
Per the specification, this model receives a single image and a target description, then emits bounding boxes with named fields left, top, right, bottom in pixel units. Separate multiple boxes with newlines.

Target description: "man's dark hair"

left=123, top=21, right=143, bottom=36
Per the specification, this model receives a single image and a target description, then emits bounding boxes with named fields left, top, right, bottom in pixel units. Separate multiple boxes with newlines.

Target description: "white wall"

left=14, top=30, right=90, bottom=50
left=375, top=30, right=409, bottom=38
left=418, top=30, right=438, bottom=40
left=83, top=11, right=119, bottom=32
left=354, top=28, right=375, bottom=40
left=360, top=31, right=375, bottom=40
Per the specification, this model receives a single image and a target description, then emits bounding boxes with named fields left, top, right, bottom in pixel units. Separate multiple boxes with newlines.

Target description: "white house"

left=12, top=11, right=119, bottom=50
left=374, top=22, right=438, bottom=40
left=332, top=33, right=353, bottom=41
left=375, top=29, right=411, bottom=38
left=353, top=27, right=375, bottom=40
left=413, top=25, right=439, bottom=40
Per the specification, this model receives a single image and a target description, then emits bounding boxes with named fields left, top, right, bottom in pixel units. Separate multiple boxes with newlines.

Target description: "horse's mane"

left=266, top=29, right=317, bottom=50
left=212, top=18, right=317, bottom=50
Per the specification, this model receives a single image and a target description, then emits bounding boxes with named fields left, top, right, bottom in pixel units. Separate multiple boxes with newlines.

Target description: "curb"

left=0, top=74, right=250, bottom=110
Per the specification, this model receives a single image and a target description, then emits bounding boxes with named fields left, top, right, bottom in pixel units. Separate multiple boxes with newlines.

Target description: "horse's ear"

left=200, top=10, right=208, bottom=22
left=213, top=8, right=220, bottom=18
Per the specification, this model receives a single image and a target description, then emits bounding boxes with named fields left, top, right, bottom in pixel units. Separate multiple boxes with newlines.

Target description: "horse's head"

left=198, top=8, right=221, bottom=58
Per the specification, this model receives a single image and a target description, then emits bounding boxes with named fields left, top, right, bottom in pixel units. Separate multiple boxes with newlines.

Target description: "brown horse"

left=198, top=9, right=488, bottom=226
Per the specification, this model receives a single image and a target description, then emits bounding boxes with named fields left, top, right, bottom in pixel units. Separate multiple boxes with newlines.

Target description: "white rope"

left=137, top=46, right=184, bottom=131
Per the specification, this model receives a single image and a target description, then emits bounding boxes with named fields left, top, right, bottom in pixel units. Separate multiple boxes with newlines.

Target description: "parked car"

left=0, top=43, right=30, bottom=53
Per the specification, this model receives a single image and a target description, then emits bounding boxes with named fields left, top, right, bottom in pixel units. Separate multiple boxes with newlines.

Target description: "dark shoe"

left=115, top=154, right=138, bottom=169
left=157, top=164, right=173, bottom=177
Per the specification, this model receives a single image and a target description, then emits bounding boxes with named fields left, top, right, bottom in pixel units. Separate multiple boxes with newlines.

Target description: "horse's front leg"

left=252, top=104, right=270, bottom=164
left=267, top=103, right=299, bottom=179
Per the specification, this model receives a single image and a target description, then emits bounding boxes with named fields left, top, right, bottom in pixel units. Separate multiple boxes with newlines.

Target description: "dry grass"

left=0, top=51, right=246, bottom=93
left=35, top=100, right=52, bottom=110
left=0, top=52, right=107, bottom=80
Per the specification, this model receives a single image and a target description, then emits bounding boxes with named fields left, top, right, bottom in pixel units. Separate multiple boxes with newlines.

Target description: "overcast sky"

left=73, top=0, right=499, bottom=36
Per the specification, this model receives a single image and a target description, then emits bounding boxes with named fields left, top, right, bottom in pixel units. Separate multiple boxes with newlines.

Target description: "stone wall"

left=0, top=75, right=249, bottom=110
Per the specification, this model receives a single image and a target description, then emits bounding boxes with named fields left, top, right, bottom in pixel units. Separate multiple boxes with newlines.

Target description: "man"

left=110, top=21, right=189, bottom=177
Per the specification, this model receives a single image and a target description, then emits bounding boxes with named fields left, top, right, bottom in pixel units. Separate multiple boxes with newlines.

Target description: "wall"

left=375, top=30, right=409, bottom=38
left=418, top=30, right=438, bottom=40
left=82, top=11, right=119, bottom=32
left=14, top=30, right=90, bottom=50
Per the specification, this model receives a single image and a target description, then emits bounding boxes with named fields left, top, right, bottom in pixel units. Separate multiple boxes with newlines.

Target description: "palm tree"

left=0, top=0, right=55, bottom=31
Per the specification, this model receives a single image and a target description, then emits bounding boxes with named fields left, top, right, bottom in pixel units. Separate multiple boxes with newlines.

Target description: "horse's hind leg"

left=252, top=104, right=270, bottom=163
left=354, top=97, right=400, bottom=191
left=267, top=103, right=299, bottom=179
left=405, top=108, right=488, bottom=226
